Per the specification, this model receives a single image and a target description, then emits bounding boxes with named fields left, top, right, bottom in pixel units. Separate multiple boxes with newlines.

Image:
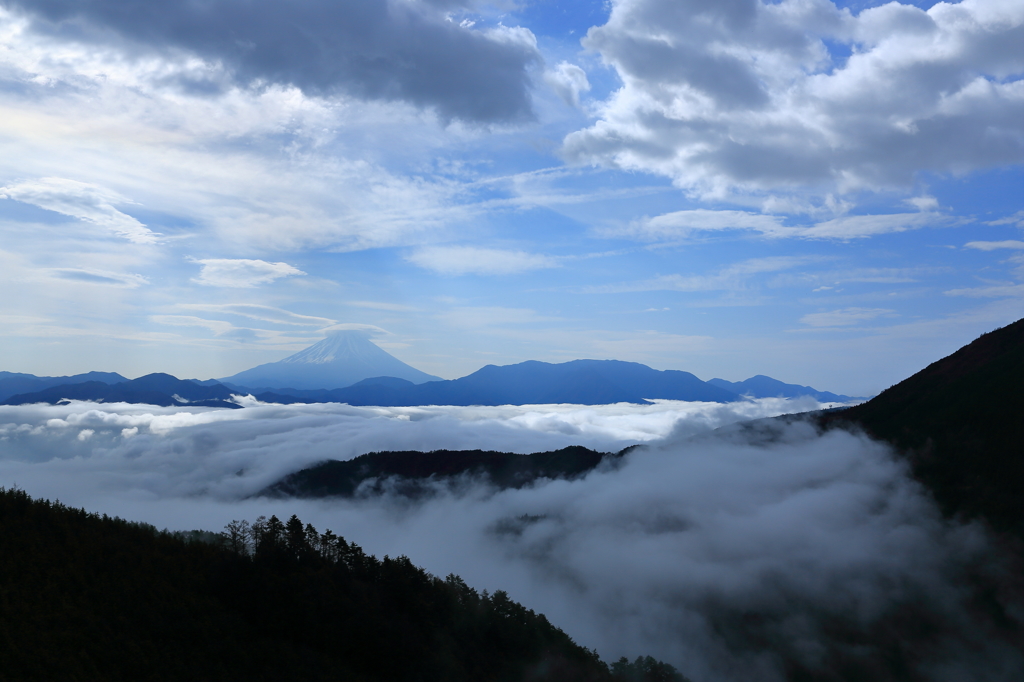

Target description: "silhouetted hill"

left=823, top=318, right=1024, bottom=537
left=262, top=445, right=628, bottom=499
left=0, top=370, right=127, bottom=401
left=0, top=486, right=687, bottom=682
left=3, top=373, right=242, bottom=409
left=708, top=375, right=862, bottom=402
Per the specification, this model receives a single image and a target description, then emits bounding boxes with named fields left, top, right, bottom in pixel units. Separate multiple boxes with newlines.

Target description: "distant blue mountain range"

left=1, top=361, right=862, bottom=408
left=708, top=375, right=861, bottom=403
left=2, top=331, right=863, bottom=408
left=256, top=359, right=736, bottom=406
left=1, top=373, right=243, bottom=409
left=0, top=371, right=128, bottom=402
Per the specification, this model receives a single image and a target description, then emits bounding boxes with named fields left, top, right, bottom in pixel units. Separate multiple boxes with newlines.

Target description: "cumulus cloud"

left=0, top=399, right=1019, bottom=680
left=8, top=0, right=541, bottom=123
left=544, top=61, right=591, bottom=107
left=190, top=258, right=306, bottom=287
left=407, top=245, right=560, bottom=275
left=563, top=0, right=1024, bottom=199
left=0, top=177, right=159, bottom=243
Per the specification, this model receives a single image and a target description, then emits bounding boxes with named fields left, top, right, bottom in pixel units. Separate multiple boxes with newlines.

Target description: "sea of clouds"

left=1, top=397, right=1021, bottom=681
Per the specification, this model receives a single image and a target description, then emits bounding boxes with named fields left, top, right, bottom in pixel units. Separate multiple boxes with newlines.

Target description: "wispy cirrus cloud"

left=986, top=211, right=1024, bottom=228
left=0, top=177, right=159, bottom=244
left=601, top=209, right=945, bottom=242
left=176, top=304, right=335, bottom=327
left=49, top=268, right=149, bottom=288
left=190, top=258, right=306, bottom=288
left=407, top=246, right=560, bottom=276
left=585, top=257, right=812, bottom=294
left=964, top=240, right=1024, bottom=251
left=799, top=307, right=897, bottom=328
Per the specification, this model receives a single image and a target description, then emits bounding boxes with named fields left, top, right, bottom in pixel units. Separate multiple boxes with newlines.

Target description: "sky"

left=0, top=0, right=1022, bottom=396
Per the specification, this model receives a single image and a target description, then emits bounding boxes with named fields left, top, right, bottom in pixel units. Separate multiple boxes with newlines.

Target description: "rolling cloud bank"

left=2, top=397, right=1020, bottom=680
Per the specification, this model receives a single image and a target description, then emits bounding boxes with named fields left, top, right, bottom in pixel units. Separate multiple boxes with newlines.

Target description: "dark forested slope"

left=0, top=487, right=685, bottom=682
left=823, top=318, right=1024, bottom=537
left=263, top=445, right=627, bottom=499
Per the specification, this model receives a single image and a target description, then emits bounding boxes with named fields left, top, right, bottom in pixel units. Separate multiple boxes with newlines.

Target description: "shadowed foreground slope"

left=822, top=318, right=1024, bottom=538
left=0, top=487, right=685, bottom=682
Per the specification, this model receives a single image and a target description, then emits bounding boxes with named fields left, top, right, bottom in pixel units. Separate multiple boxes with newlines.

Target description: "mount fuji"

left=219, top=330, right=441, bottom=391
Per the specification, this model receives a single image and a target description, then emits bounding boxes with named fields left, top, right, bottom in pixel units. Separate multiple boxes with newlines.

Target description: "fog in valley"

left=1, top=398, right=1020, bottom=681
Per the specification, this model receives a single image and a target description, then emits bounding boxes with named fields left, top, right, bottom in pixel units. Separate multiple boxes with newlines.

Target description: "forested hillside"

left=823, top=318, right=1024, bottom=539
left=263, top=445, right=628, bottom=498
left=0, top=487, right=685, bottom=682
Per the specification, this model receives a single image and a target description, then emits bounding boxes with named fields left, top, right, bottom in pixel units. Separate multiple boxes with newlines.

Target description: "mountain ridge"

left=2, top=361, right=862, bottom=408
left=0, top=370, right=128, bottom=402
left=822, top=317, right=1024, bottom=537
left=708, top=374, right=863, bottom=402
left=2, top=373, right=242, bottom=409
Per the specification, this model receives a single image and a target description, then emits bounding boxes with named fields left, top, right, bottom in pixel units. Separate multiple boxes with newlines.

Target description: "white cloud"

left=0, top=177, right=159, bottom=243
left=436, top=306, right=557, bottom=329
left=319, top=323, right=390, bottom=336
left=798, top=212, right=943, bottom=239
left=49, top=268, right=149, bottom=288
left=563, top=0, right=1024, bottom=199
left=905, top=195, right=940, bottom=211
left=986, top=210, right=1024, bottom=227
left=587, top=256, right=810, bottom=293
left=346, top=301, right=419, bottom=312
left=800, top=307, right=897, bottom=327
left=190, top=258, right=306, bottom=288
left=604, top=209, right=789, bottom=240
left=0, top=12, right=484, bottom=254
left=150, top=315, right=243, bottom=337
left=0, top=402, right=1017, bottom=679
left=544, top=62, right=591, bottom=107
left=964, top=240, right=1024, bottom=251
left=176, top=304, right=335, bottom=327
left=407, top=246, right=560, bottom=275
left=0, top=398, right=815, bottom=492
left=945, top=283, right=1024, bottom=298
left=601, top=209, right=944, bottom=242
left=2, top=0, right=541, bottom=124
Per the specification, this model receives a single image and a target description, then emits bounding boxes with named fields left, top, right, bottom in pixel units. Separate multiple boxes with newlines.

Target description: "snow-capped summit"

left=219, top=330, right=441, bottom=391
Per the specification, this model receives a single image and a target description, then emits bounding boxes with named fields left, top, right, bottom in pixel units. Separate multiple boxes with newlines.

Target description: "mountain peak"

left=220, top=330, right=441, bottom=391
left=281, top=329, right=375, bottom=365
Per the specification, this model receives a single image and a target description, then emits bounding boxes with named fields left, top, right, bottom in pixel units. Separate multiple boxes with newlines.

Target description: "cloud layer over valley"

left=2, top=397, right=1019, bottom=681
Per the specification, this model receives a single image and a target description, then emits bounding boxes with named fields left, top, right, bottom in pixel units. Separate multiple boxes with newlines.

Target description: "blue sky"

left=0, top=0, right=1021, bottom=395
